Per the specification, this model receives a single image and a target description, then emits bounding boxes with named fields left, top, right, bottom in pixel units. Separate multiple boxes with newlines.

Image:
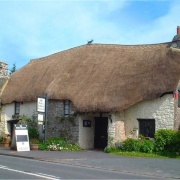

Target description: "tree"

left=9, top=63, right=16, bottom=75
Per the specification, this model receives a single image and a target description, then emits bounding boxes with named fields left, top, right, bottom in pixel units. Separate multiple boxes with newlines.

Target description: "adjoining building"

left=1, top=27, right=180, bottom=149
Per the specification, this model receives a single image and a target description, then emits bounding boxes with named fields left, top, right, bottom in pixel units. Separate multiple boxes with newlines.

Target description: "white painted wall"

left=19, top=102, right=37, bottom=116
left=78, top=114, right=95, bottom=149
left=0, top=102, right=37, bottom=135
left=124, top=94, right=174, bottom=138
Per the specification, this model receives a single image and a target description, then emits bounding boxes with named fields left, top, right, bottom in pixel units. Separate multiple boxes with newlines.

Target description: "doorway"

left=94, top=117, right=108, bottom=149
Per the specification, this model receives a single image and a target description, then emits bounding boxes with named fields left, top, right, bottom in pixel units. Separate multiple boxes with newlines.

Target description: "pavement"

left=0, top=147, right=180, bottom=179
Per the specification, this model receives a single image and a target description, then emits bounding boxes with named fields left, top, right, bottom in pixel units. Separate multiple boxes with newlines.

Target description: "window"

left=64, top=100, right=70, bottom=115
left=138, top=119, right=155, bottom=138
left=15, top=102, right=20, bottom=115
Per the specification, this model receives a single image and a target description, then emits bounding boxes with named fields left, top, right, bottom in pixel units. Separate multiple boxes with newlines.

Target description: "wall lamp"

left=108, top=114, right=112, bottom=123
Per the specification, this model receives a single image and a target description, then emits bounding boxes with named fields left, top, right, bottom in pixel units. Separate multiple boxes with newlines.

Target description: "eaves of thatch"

left=1, top=43, right=180, bottom=112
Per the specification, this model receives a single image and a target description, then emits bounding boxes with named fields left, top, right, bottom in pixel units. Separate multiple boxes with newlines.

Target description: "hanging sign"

left=11, top=124, right=30, bottom=151
left=38, top=114, right=44, bottom=121
left=37, top=97, right=46, bottom=112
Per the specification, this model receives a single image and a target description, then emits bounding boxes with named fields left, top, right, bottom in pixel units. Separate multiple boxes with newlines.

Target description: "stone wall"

left=0, top=61, right=8, bottom=137
left=125, top=94, right=174, bottom=138
left=0, top=61, right=8, bottom=78
left=107, top=94, right=175, bottom=145
left=46, top=100, right=79, bottom=144
left=174, top=82, right=180, bottom=130
left=174, top=95, right=180, bottom=130
left=0, top=112, right=5, bottom=137
left=108, top=112, right=126, bottom=146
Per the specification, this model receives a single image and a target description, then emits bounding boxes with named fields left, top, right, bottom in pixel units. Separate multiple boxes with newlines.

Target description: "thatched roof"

left=1, top=43, right=180, bottom=112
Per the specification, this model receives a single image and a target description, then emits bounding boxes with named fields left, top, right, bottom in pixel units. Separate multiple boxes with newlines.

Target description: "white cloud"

left=0, top=0, right=179, bottom=68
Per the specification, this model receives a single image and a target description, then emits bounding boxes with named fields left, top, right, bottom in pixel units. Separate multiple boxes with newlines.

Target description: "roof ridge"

left=30, top=42, right=171, bottom=64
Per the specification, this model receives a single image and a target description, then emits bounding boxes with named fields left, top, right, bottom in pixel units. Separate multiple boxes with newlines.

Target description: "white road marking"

left=38, top=173, right=60, bottom=179
left=0, top=165, right=60, bottom=180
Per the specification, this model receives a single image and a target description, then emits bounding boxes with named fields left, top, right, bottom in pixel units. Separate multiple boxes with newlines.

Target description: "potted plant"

left=30, top=138, right=40, bottom=150
left=1, top=134, right=11, bottom=147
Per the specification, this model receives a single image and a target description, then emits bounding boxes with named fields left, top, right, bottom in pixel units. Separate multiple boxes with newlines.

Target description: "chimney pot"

left=177, top=26, right=180, bottom=35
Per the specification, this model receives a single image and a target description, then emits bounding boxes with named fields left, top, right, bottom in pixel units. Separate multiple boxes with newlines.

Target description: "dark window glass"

left=15, top=102, right=20, bottom=115
left=138, top=119, right=155, bottom=138
left=64, top=100, right=70, bottom=115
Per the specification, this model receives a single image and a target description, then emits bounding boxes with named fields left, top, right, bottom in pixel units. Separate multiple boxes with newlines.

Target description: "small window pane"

left=64, top=100, right=70, bottom=115
left=138, top=119, right=155, bottom=138
left=15, top=102, right=20, bottom=114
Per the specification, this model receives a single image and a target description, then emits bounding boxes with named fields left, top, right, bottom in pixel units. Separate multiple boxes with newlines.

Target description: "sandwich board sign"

left=11, top=124, right=30, bottom=151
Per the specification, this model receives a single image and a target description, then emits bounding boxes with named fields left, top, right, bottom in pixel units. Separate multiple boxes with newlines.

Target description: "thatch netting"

left=1, top=43, right=180, bottom=112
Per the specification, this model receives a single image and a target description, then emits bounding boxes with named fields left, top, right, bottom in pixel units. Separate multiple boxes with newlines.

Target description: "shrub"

left=154, top=129, right=175, bottom=152
left=0, top=136, right=3, bottom=142
left=28, top=127, right=39, bottom=139
left=139, top=139, right=154, bottom=153
left=121, top=138, right=141, bottom=152
left=19, top=114, right=39, bottom=140
left=170, top=130, right=180, bottom=153
left=104, top=146, right=118, bottom=153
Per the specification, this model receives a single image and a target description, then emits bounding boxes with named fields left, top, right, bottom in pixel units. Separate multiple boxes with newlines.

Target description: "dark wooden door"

left=94, top=117, right=108, bottom=149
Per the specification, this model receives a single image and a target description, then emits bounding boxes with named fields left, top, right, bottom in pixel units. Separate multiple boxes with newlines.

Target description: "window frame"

left=64, top=100, right=70, bottom=115
left=15, top=102, right=20, bottom=115
left=137, top=119, right=155, bottom=138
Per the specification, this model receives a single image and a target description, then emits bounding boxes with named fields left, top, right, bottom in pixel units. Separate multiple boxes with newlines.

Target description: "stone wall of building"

left=174, top=82, right=180, bottom=130
left=174, top=95, right=180, bottom=130
left=108, top=112, right=126, bottom=146
left=124, top=94, right=174, bottom=138
left=107, top=94, right=175, bottom=144
left=0, top=61, right=8, bottom=78
left=46, top=100, right=79, bottom=144
left=0, top=61, right=8, bottom=137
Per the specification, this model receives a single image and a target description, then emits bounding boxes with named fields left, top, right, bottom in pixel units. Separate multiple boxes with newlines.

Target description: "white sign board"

left=37, top=97, right=46, bottom=112
left=38, top=114, right=44, bottom=121
left=11, top=124, right=30, bottom=151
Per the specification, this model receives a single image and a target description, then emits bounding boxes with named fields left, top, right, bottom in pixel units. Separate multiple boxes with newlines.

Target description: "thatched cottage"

left=0, top=27, right=180, bottom=149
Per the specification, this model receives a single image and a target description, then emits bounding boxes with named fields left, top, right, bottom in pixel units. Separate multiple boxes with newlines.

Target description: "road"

left=0, top=155, right=160, bottom=179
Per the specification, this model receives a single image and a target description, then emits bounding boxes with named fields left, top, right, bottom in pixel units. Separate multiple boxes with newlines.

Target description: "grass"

left=108, top=150, right=180, bottom=159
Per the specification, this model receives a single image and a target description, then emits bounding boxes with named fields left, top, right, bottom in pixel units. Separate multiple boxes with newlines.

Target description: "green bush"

left=28, top=127, right=39, bottom=139
left=19, top=114, right=39, bottom=140
left=170, top=130, right=180, bottom=153
left=121, top=138, right=141, bottom=152
left=154, top=129, right=175, bottom=152
left=139, top=140, right=154, bottom=153
left=0, top=136, right=3, bottom=142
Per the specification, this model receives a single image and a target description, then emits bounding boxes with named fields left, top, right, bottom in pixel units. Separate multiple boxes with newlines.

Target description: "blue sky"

left=0, top=0, right=179, bottom=70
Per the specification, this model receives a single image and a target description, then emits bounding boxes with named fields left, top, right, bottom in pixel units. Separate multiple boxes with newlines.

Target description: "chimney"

left=172, top=26, right=180, bottom=48
left=177, top=26, right=180, bottom=35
